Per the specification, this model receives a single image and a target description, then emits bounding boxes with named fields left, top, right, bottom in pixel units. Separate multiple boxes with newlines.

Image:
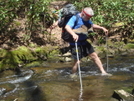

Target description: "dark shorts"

left=70, top=41, right=95, bottom=60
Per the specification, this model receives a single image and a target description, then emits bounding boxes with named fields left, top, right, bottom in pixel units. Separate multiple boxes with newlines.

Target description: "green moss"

left=48, top=49, right=60, bottom=58
left=0, top=50, right=19, bottom=70
left=13, top=46, right=37, bottom=61
left=121, top=87, right=134, bottom=94
left=34, top=46, right=59, bottom=59
left=29, top=43, right=37, bottom=48
left=34, top=46, right=48, bottom=59
left=124, top=43, right=134, bottom=49
left=0, top=45, right=60, bottom=71
left=0, top=46, right=37, bottom=71
left=24, top=61, right=43, bottom=68
left=0, top=49, right=8, bottom=58
left=95, top=46, right=105, bottom=54
left=35, top=47, right=47, bottom=54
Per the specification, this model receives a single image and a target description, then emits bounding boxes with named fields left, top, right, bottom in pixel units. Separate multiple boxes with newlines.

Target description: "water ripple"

left=0, top=69, right=34, bottom=84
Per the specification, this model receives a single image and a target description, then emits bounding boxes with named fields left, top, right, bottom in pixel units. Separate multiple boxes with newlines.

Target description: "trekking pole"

left=75, top=41, right=83, bottom=100
left=106, top=36, right=109, bottom=72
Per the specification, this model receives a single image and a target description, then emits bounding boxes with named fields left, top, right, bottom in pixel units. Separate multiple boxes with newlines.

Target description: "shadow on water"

left=14, top=68, right=47, bottom=101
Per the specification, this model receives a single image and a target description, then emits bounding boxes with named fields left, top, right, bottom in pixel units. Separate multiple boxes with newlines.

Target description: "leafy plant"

left=74, top=0, right=134, bottom=44
left=0, top=0, right=133, bottom=46
left=0, top=0, right=54, bottom=44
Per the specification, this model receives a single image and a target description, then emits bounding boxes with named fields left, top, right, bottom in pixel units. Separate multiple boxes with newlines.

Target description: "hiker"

left=51, top=6, right=112, bottom=77
left=66, top=7, right=112, bottom=77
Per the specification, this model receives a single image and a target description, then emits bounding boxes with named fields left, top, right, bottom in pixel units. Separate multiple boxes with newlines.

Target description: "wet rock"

left=62, top=52, right=71, bottom=57
left=112, top=89, right=134, bottom=101
left=129, top=49, right=134, bottom=54
left=132, top=89, right=134, bottom=95
left=59, top=52, right=72, bottom=62
left=120, top=52, right=128, bottom=56
left=64, top=57, right=72, bottom=62
left=129, top=67, right=134, bottom=72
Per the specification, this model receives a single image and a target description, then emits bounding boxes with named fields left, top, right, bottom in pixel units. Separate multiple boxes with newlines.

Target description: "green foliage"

left=27, top=0, right=52, bottom=24
left=74, top=0, right=134, bottom=44
left=0, top=0, right=53, bottom=42
left=0, top=0, right=133, bottom=45
left=0, top=0, right=21, bottom=29
left=74, top=0, right=134, bottom=26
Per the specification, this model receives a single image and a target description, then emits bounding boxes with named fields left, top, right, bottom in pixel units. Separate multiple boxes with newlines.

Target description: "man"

left=64, top=7, right=112, bottom=77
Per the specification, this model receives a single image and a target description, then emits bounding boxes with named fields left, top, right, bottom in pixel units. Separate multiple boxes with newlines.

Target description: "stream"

left=0, top=55, right=134, bottom=101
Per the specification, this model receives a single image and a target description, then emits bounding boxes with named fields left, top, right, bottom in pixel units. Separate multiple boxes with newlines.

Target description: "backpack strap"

left=72, top=14, right=79, bottom=29
left=62, top=14, right=79, bottom=31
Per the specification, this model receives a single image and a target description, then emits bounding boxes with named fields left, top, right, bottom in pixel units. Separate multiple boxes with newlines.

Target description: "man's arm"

left=65, top=25, right=79, bottom=41
left=92, top=24, right=108, bottom=36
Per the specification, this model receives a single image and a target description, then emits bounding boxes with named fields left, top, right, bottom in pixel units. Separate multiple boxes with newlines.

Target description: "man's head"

left=81, top=7, right=94, bottom=21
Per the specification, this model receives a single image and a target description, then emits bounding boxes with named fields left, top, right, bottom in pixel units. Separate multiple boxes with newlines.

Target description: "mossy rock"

left=0, top=46, right=37, bottom=71
left=113, top=88, right=134, bottom=101
left=13, top=46, right=37, bottom=62
left=48, top=49, right=60, bottom=58
left=0, top=46, right=60, bottom=71
left=47, top=56, right=61, bottom=63
left=24, top=61, right=49, bottom=68
left=0, top=50, right=19, bottom=70
left=34, top=46, right=60, bottom=59
left=33, top=47, right=48, bottom=60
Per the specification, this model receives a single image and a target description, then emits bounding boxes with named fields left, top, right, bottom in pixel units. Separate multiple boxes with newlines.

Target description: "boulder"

left=112, top=89, right=134, bottom=101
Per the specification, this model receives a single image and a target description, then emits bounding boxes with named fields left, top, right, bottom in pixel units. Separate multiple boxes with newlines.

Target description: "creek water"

left=0, top=55, right=134, bottom=101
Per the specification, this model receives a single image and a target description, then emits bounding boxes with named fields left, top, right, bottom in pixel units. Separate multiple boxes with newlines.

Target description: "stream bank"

left=0, top=40, right=134, bottom=71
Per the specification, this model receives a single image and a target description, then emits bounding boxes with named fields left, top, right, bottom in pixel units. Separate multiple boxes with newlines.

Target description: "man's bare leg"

left=72, top=59, right=80, bottom=74
left=89, top=52, right=111, bottom=75
left=70, top=60, right=80, bottom=79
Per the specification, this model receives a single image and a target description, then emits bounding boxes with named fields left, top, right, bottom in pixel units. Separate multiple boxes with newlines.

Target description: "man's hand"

left=72, top=33, right=79, bottom=41
left=50, top=21, right=58, bottom=29
left=101, top=27, right=108, bottom=36
left=65, top=25, right=79, bottom=41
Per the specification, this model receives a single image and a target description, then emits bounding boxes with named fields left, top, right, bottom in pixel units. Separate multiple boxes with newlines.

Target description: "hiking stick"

left=75, top=41, right=83, bottom=100
left=106, top=36, right=109, bottom=72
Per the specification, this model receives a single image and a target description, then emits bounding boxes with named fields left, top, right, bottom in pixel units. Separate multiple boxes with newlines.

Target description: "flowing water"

left=0, top=55, right=134, bottom=101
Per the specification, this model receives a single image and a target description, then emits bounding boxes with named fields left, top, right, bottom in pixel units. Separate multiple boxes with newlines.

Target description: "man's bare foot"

left=70, top=73, right=78, bottom=80
left=101, top=73, right=112, bottom=76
